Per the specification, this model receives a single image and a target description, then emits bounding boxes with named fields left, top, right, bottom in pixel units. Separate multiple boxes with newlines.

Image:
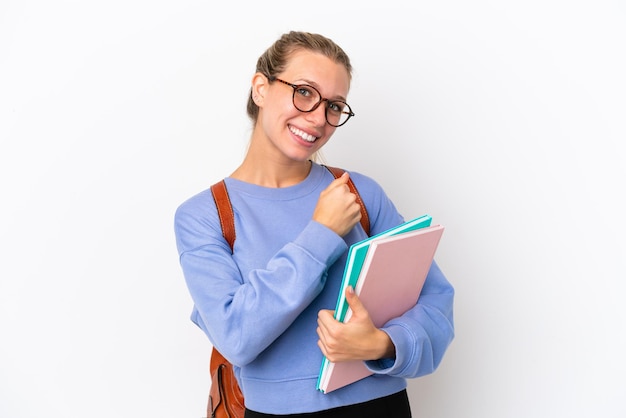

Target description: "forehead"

left=281, top=49, right=351, bottom=96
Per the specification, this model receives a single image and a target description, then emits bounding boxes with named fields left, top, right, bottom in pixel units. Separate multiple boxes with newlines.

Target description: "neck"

left=231, top=158, right=313, bottom=188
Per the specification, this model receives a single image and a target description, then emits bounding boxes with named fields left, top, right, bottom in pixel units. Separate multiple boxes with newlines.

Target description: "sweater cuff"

left=364, top=325, right=409, bottom=374
left=293, top=220, right=347, bottom=267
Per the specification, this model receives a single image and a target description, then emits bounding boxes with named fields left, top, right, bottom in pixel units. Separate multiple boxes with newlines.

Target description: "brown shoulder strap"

left=210, top=180, right=236, bottom=252
left=208, top=180, right=244, bottom=418
left=324, top=165, right=370, bottom=236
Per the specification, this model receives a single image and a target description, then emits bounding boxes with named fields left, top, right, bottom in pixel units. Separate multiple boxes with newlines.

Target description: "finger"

left=317, top=339, right=329, bottom=357
left=316, top=324, right=325, bottom=341
left=327, top=171, right=350, bottom=190
left=345, top=286, right=365, bottom=320
left=337, top=171, right=350, bottom=182
left=318, top=309, right=335, bottom=322
left=316, top=318, right=333, bottom=356
left=317, top=310, right=333, bottom=334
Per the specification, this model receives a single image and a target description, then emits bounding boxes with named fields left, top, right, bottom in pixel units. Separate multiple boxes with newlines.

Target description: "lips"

left=289, top=125, right=318, bottom=143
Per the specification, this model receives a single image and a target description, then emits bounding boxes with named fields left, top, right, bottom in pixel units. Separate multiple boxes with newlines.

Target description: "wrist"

left=374, top=329, right=396, bottom=360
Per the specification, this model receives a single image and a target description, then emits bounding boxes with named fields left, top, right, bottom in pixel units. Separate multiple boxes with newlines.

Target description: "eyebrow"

left=299, top=79, right=348, bottom=102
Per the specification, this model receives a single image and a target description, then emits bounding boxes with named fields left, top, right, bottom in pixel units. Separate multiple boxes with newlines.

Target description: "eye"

left=295, top=86, right=315, bottom=98
left=327, top=101, right=345, bottom=114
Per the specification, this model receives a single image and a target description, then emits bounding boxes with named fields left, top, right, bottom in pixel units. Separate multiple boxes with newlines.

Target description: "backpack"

left=207, top=165, right=369, bottom=418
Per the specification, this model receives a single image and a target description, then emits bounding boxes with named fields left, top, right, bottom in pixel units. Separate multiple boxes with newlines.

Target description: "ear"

left=251, top=73, right=268, bottom=106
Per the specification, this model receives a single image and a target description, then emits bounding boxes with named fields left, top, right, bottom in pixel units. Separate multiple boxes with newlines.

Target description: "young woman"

left=174, top=31, right=455, bottom=417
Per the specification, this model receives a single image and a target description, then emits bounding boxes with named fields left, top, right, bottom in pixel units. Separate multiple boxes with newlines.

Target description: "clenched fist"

left=312, top=172, right=362, bottom=236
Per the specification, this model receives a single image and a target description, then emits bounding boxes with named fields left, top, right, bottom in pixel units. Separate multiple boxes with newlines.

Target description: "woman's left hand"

left=317, top=287, right=396, bottom=362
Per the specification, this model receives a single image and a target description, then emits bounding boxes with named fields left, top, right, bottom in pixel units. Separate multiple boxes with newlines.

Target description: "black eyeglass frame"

left=268, top=76, right=355, bottom=127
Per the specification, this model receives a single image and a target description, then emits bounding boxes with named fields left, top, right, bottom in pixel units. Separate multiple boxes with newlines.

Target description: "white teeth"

left=289, top=126, right=317, bottom=142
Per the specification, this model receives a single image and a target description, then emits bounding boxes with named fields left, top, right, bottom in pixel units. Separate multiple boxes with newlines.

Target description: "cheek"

left=262, top=99, right=297, bottom=127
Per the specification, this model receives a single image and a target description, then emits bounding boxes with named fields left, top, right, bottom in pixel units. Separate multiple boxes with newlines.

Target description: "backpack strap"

left=210, top=180, right=236, bottom=252
left=208, top=181, right=242, bottom=418
left=323, top=165, right=370, bottom=236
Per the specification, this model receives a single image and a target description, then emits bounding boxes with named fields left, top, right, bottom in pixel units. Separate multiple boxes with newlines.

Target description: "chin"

left=290, top=154, right=316, bottom=163
left=284, top=148, right=318, bottom=163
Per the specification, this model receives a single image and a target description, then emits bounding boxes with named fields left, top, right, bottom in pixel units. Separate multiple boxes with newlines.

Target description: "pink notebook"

left=317, top=224, right=444, bottom=393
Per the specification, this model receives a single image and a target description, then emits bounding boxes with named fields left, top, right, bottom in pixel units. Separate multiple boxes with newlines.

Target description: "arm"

left=177, top=208, right=345, bottom=366
left=175, top=174, right=362, bottom=367
left=316, top=171, right=455, bottom=377
left=316, top=260, right=454, bottom=377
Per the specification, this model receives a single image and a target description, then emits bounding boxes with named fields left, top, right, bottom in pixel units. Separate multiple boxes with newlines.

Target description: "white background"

left=1, top=1, right=625, bottom=417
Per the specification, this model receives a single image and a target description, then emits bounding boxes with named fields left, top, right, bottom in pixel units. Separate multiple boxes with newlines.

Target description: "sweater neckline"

left=223, top=162, right=326, bottom=200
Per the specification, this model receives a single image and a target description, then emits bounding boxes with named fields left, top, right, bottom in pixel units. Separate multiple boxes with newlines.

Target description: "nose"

left=305, top=100, right=328, bottom=127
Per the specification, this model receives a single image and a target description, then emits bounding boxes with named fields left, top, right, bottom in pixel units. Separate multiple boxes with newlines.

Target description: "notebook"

left=317, top=224, right=445, bottom=393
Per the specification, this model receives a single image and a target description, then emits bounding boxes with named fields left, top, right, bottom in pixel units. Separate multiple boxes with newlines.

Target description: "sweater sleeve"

left=175, top=197, right=347, bottom=367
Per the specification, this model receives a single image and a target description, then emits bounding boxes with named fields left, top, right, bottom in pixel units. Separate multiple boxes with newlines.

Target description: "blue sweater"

left=174, top=162, right=454, bottom=414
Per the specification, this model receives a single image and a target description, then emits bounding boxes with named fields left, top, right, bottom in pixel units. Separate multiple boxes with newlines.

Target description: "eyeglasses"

left=268, top=76, right=355, bottom=127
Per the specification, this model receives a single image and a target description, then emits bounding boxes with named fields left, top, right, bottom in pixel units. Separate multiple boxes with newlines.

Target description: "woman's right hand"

left=312, top=172, right=362, bottom=237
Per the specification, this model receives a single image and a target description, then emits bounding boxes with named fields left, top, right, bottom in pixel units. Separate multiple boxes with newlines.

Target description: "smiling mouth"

left=289, top=125, right=318, bottom=143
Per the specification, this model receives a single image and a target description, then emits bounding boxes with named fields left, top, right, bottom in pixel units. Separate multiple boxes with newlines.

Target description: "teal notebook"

left=316, top=214, right=432, bottom=392
left=333, top=214, right=432, bottom=323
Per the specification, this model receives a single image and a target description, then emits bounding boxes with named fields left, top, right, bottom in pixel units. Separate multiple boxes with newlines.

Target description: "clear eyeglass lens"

left=326, top=102, right=350, bottom=126
left=293, top=86, right=321, bottom=111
